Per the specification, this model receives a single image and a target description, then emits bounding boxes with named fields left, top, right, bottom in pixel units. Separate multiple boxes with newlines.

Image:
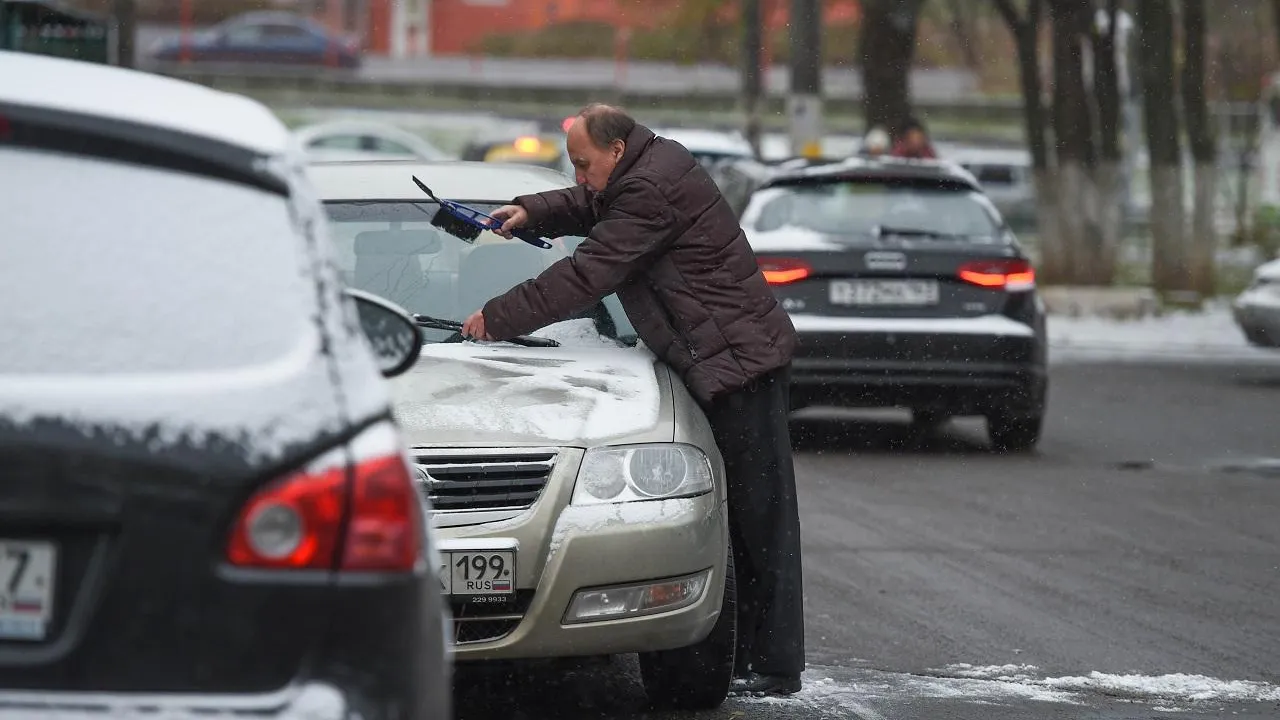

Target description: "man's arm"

left=515, top=184, right=597, bottom=239
left=483, top=176, right=679, bottom=340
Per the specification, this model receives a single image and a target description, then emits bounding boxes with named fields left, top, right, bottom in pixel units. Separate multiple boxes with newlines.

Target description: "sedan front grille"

left=414, top=448, right=558, bottom=512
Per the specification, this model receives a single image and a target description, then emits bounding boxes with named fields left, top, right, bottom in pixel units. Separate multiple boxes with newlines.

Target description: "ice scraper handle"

left=510, top=228, right=554, bottom=250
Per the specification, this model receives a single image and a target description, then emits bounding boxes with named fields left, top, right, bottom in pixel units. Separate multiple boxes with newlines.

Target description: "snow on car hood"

left=391, top=322, right=666, bottom=447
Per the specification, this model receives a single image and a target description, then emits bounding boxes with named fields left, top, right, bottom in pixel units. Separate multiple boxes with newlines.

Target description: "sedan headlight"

left=572, top=443, right=714, bottom=505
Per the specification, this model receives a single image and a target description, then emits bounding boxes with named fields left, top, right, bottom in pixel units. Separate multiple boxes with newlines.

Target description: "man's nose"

left=576, top=171, right=587, bottom=185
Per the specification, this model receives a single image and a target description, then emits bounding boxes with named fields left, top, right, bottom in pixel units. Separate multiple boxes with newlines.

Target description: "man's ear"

left=611, top=139, right=626, bottom=158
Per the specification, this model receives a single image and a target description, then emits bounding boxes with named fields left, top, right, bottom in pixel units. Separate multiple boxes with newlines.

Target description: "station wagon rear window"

left=747, top=179, right=1004, bottom=239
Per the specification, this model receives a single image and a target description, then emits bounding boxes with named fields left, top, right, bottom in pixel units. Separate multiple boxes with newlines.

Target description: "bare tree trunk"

left=1049, top=0, right=1096, bottom=284
left=944, top=0, right=982, bottom=71
left=1182, top=0, right=1217, bottom=297
left=1085, top=0, right=1123, bottom=285
left=993, top=1, right=1061, bottom=276
left=1272, top=0, right=1280, bottom=57
left=860, top=0, right=927, bottom=135
left=1136, top=0, right=1188, bottom=295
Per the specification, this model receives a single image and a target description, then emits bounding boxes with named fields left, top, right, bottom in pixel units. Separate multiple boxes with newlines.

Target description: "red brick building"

left=363, top=0, right=859, bottom=58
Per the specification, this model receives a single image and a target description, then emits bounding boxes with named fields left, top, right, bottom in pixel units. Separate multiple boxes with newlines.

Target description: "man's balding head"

left=566, top=103, right=635, bottom=191
left=575, top=104, right=636, bottom=149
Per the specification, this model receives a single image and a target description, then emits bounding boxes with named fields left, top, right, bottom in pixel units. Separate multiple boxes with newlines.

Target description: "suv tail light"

left=759, top=257, right=812, bottom=285
left=226, top=423, right=423, bottom=573
left=958, top=258, right=1035, bottom=292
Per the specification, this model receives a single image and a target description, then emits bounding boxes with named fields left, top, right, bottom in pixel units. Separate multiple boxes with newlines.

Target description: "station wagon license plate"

left=0, top=540, right=56, bottom=641
left=439, top=551, right=516, bottom=596
left=829, top=279, right=940, bottom=306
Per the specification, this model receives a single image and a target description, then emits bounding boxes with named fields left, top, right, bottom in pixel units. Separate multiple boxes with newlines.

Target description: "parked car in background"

left=0, top=51, right=448, bottom=719
left=460, top=133, right=574, bottom=176
left=652, top=127, right=755, bottom=167
left=944, top=146, right=1036, bottom=231
left=740, top=156, right=1049, bottom=451
left=1233, top=257, right=1280, bottom=348
left=148, top=11, right=361, bottom=69
left=307, top=158, right=737, bottom=710
left=295, top=120, right=451, bottom=161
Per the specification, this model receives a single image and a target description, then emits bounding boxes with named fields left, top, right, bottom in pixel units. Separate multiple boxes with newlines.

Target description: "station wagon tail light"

left=226, top=423, right=423, bottom=573
left=958, top=258, right=1035, bottom=292
left=759, top=257, right=812, bottom=285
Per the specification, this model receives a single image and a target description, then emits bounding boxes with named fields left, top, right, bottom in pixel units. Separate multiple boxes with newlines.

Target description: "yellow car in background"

left=462, top=134, right=575, bottom=177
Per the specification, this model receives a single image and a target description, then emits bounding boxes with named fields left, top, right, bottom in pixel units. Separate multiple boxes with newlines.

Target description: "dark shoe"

left=729, top=672, right=802, bottom=696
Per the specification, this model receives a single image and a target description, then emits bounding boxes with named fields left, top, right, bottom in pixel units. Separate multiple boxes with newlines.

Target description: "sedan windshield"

left=746, top=181, right=1003, bottom=239
left=324, top=201, right=635, bottom=345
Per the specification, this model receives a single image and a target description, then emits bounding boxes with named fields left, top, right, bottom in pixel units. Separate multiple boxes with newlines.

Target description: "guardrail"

left=151, top=63, right=1028, bottom=133
left=151, top=63, right=1261, bottom=141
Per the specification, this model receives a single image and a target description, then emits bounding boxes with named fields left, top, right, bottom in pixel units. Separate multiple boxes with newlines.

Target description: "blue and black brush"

left=413, top=176, right=553, bottom=250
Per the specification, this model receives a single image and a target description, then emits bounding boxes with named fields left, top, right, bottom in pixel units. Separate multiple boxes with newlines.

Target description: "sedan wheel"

left=639, top=541, right=737, bottom=710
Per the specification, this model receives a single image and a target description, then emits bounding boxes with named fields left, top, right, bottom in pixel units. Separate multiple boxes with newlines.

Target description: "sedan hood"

left=390, top=342, right=671, bottom=448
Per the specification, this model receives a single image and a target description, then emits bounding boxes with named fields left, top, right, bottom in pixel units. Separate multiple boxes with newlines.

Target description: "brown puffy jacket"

left=482, top=124, right=797, bottom=405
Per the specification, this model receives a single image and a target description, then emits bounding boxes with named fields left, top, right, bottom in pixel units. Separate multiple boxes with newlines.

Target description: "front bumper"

left=787, top=314, right=1047, bottom=412
left=434, top=448, right=729, bottom=661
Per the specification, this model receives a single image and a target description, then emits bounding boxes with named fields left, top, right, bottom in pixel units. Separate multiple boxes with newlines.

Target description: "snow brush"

left=412, top=176, right=553, bottom=250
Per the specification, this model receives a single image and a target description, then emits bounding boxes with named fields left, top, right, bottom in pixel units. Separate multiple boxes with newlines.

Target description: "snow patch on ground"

left=937, top=663, right=1041, bottom=680
left=1039, top=672, right=1280, bottom=702
left=734, top=668, right=1079, bottom=712
left=733, top=665, right=1280, bottom=714
left=930, top=664, right=1280, bottom=704
left=1049, top=302, right=1278, bottom=363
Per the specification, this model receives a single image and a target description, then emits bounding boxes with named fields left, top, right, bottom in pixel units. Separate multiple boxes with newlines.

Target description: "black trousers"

left=702, top=364, right=806, bottom=678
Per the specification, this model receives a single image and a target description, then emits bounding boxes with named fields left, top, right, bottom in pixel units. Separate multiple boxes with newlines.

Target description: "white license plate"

left=829, top=279, right=940, bottom=306
left=0, top=540, right=57, bottom=641
left=438, top=551, right=516, bottom=596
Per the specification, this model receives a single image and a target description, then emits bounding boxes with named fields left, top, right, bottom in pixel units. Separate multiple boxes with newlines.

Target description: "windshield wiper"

left=871, top=225, right=966, bottom=240
left=411, top=313, right=561, bottom=348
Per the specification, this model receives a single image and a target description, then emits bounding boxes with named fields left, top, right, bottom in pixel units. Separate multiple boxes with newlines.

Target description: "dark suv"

left=0, top=51, right=447, bottom=718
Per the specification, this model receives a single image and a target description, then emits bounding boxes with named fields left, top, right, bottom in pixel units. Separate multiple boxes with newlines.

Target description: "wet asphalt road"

left=454, top=358, right=1280, bottom=720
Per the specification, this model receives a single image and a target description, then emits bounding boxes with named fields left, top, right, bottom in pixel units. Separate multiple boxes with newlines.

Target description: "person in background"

left=891, top=116, right=938, bottom=159
left=859, top=126, right=891, bottom=158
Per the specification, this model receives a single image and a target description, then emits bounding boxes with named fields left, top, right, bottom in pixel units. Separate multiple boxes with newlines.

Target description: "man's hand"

left=488, top=205, right=529, bottom=239
left=461, top=310, right=491, bottom=341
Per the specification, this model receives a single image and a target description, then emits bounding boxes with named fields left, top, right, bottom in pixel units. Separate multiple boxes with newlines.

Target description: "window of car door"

left=222, top=24, right=263, bottom=45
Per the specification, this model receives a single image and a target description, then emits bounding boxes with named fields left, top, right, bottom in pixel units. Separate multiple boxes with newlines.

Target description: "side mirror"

left=346, top=288, right=423, bottom=378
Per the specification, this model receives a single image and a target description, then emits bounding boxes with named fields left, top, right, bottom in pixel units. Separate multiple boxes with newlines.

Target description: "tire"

left=639, top=542, right=737, bottom=711
left=986, top=410, right=1044, bottom=452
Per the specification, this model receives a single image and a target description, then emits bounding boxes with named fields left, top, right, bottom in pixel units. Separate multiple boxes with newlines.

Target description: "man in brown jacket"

left=461, top=104, right=805, bottom=696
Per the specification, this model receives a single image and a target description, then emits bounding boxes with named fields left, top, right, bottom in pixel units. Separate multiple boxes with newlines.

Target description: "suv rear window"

left=746, top=179, right=1003, bottom=239
left=1, top=148, right=312, bottom=375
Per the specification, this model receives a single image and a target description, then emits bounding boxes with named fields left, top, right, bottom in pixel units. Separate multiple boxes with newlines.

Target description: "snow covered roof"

left=0, top=50, right=290, bottom=155
left=654, top=128, right=754, bottom=158
left=307, top=160, right=575, bottom=202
